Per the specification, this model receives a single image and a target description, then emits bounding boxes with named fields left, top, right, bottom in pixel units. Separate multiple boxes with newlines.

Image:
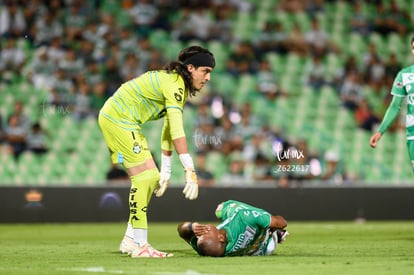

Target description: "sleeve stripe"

left=149, top=71, right=163, bottom=98
left=115, top=93, right=134, bottom=117
left=166, top=106, right=183, bottom=112
left=128, top=81, right=157, bottom=120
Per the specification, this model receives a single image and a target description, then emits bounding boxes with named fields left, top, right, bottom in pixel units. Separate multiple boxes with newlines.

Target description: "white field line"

left=59, top=266, right=125, bottom=274
left=151, top=270, right=224, bottom=275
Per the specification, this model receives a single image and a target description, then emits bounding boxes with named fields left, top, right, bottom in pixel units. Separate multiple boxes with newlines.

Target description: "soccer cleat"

left=131, top=244, right=173, bottom=258
left=276, top=229, right=289, bottom=243
left=119, top=236, right=138, bottom=255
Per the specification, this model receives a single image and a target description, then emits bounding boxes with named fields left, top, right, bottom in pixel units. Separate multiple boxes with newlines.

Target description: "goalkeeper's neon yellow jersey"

left=100, top=70, right=188, bottom=139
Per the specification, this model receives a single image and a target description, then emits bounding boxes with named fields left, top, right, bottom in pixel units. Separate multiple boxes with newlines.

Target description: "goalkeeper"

left=369, top=36, right=414, bottom=172
left=98, top=46, right=215, bottom=258
left=177, top=200, right=288, bottom=257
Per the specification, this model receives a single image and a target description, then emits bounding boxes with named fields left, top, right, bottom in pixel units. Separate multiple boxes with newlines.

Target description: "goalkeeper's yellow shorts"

left=98, top=114, right=152, bottom=169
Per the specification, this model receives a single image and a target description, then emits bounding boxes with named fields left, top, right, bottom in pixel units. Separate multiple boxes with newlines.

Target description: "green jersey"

left=217, top=200, right=272, bottom=256
left=389, top=65, right=414, bottom=138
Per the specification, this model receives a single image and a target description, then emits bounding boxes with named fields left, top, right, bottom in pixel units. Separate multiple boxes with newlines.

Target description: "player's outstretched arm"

left=369, top=132, right=382, bottom=148
left=269, top=215, right=287, bottom=232
left=369, top=95, right=404, bottom=148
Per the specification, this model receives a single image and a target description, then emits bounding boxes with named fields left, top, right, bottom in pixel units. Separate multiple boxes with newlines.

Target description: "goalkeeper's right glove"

left=154, top=154, right=172, bottom=197
left=183, top=168, right=198, bottom=200
left=179, top=154, right=198, bottom=200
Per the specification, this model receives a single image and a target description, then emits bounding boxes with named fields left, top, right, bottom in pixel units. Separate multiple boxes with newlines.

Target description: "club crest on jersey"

left=133, top=142, right=141, bottom=154
left=395, top=81, right=403, bottom=88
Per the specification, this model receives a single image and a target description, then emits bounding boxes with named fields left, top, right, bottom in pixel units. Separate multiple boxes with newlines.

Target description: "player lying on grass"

left=177, top=200, right=288, bottom=257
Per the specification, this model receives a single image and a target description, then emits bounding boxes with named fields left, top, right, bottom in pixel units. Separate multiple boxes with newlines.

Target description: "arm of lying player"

left=177, top=222, right=210, bottom=243
left=268, top=215, right=287, bottom=233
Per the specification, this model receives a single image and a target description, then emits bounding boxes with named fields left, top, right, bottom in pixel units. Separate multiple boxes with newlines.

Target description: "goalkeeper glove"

left=154, top=154, right=172, bottom=197
left=179, top=154, right=198, bottom=200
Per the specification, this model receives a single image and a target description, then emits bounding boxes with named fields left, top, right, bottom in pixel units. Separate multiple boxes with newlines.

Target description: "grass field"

left=0, top=221, right=413, bottom=275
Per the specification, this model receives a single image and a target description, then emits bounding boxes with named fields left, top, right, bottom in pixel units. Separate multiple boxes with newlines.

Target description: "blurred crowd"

left=0, top=0, right=412, bottom=187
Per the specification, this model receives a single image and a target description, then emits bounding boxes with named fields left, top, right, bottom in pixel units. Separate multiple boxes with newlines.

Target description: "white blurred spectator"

left=129, top=0, right=159, bottom=36
left=45, top=37, right=66, bottom=66
left=340, top=70, right=363, bottom=111
left=58, top=48, right=85, bottom=79
left=188, top=7, right=212, bottom=41
left=7, top=101, right=31, bottom=133
left=349, top=1, right=371, bottom=36
left=26, top=122, right=48, bottom=155
left=304, top=54, right=328, bottom=91
left=256, top=59, right=286, bottom=100
left=33, top=10, right=64, bottom=46
left=26, top=46, right=56, bottom=89
left=5, top=114, right=27, bottom=159
left=305, top=18, right=339, bottom=56
left=0, top=0, right=26, bottom=38
left=63, top=1, right=88, bottom=41
left=209, top=5, right=234, bottom=43
left=47, top=67, right=75, bottom=106
left=0, top=36, right=26, bottom=81
left=220, top=150, right=251, bottom=186
left=120, top=53, right=144, bottom=81
left=72, top=81, right=92, bottom=121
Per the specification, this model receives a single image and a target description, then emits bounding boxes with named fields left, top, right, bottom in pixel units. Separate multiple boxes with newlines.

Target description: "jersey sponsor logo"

left=129, top=188, right=140, bottom=222
left=231, top=226, right=256, bottom=253
left=407, top=94, right=414, bottom=105
left=406, top=114, right=414, bottom=128
left=402, top=73, right=414, bottom=85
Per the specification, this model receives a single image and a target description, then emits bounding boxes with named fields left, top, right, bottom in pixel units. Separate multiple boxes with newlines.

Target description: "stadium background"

left=0, top=0, right=413, bottom=202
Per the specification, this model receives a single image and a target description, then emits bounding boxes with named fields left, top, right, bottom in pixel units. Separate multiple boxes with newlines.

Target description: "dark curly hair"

left=163, top=46, right=215, bottom=97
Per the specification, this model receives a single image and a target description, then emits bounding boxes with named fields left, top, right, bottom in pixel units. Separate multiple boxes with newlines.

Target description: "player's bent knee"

left=130, top=168, right=160, bottom=188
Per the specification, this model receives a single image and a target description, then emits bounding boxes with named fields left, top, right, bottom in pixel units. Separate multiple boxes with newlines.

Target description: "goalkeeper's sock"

left=133, top=228, right=148, bottom=247
left=128, top=169, right=160, bottom=229
left=124, top=223, right=133, bottom=239
left=129, top=169, right=160, bottom=247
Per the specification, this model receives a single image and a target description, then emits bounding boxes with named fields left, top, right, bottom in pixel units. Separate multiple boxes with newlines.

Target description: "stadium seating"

left=0, top=0, right=412, bottom=186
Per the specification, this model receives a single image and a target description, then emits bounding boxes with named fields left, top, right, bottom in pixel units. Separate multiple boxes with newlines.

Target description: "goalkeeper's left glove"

left=179, top=154, right=198, bottom=200
left=154, top=154, right=172, bottom=197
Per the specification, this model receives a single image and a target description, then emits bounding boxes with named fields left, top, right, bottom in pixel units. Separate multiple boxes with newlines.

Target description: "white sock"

left=124, top=223, right=134, bottom=239
left=265, top=232, right=277, bottom=255
left=133, top=228, right=148, bottom=247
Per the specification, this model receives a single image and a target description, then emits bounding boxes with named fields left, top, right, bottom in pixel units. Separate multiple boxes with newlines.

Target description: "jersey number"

left=174, top=88, right=184, bottom=103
